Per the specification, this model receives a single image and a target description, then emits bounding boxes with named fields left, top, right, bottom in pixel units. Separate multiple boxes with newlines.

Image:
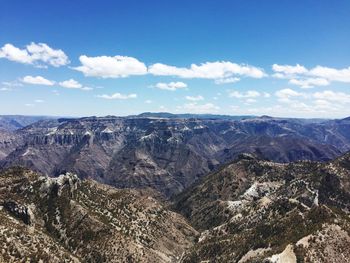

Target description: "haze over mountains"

left=1, top=113, right=350, bottom=197
left=0, top=115, right=54, bottom=131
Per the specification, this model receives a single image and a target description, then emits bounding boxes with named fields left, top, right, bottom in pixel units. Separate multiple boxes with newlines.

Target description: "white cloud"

left=262, top=89, right=350, bottom=116
left=0, top=44, right=32, bottom=64
left=58, top=79, right=93, bottom=91
left=154, top=81, right=187, bottom=91
left=178, top=102, right=220, bottom=113
left=275, top=88, right=304, bottom=103
left=214, top=77, right=240, bottom=84
left=25, top=103, right=35, bottom=107
left=228, top=89, right=349, bottom=118
left=313, top=90, right=350, bottom=104
left=74, top=55, right=147, bottom=78
left=312, top=99, right=337, bottom=111
left=97, top=92, right=137, bottom=100
left=272, top=64, right=307, bottom=75
left=308, top=66, right=350, bottom=83
left=185, top=95, right=204, bottom=101
left=229, top=90, right=260, bottom=98
left=145, top=100, right=152, bottom=104
left=59, top=79, right=82, bottom=89
left=0, top=43, right=69, bottom=67
left=21, top=75, right=55, bottom=86
left=35, top=99, right=44, bottom=103
left=149, top=61, right=265, bottom=83
left=272, top=64, right=350, bottom=87
left=289, top=78, right=329, bottom=88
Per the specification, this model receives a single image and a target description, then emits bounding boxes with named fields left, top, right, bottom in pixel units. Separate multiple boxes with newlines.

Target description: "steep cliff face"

left=0, top=130, right=21, bottom=160
left=0, top=168, right=197, bottom=263
left=173, top=153, right=350, bottom=262
left=1, top=116, right=350, bottom=197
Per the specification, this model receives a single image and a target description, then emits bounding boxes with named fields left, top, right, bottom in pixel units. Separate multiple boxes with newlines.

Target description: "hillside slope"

left=174, top=152, right=350, bottom=262
left=0, top=168, right=197, bottom=262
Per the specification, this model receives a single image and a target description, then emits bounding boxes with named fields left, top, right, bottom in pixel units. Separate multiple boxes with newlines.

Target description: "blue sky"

left=1, top=0, right=350, bottom=118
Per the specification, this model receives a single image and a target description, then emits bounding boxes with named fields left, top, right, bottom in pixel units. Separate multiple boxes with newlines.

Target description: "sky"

left=1, top=0, right=350, bottom=118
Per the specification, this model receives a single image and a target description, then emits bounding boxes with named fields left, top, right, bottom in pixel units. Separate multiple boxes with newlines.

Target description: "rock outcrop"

left=174, top=152, right=350, bottom=262
left=0, top=168, right=197, bottom=262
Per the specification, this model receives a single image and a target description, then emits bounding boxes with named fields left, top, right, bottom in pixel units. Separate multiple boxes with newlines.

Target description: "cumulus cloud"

left=58, top=79, right=93, bottom=91
left=272, top=64, right=350, bottom=87
left=275, top=88, right=304, bottom=103
left=229, top=89, right=350, bottom=118
left=154, top=81, right=187, bottom=91
left=21, top=75, right=55, bottom=86
left=309, top=66, right=350, bottom=83
left=0, top=43, right=69, bottom=67
left=74, top=55, right=147, bottom=78
left=289, top=78, right=329, bottom=89
left=270, top=89, right=350, bottom=116
left=272, top=64, right=308, bottom=75
left=97, top=92, right=137, bottom=100
left=59, top=79, right=82, bottom=89
left=74, top=55, right=264, bottom=83
left=149, top=61, right=265, bottom=83
left=185, top=95, right=204, bottom=101
left=313, top=90, right=350, bottom=104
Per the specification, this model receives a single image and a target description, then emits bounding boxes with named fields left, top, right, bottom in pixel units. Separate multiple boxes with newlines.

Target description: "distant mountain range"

left=0, top=115, right=55, bottom=131
left=132, top=112, right=256, bottom=120
left=1, top=114, right=350, bottom=197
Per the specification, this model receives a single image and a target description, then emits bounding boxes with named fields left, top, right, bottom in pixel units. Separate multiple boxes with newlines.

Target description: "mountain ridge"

left=173, top=151, right=350, bottom=262
left=1, top=115, right=350, bottom=197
